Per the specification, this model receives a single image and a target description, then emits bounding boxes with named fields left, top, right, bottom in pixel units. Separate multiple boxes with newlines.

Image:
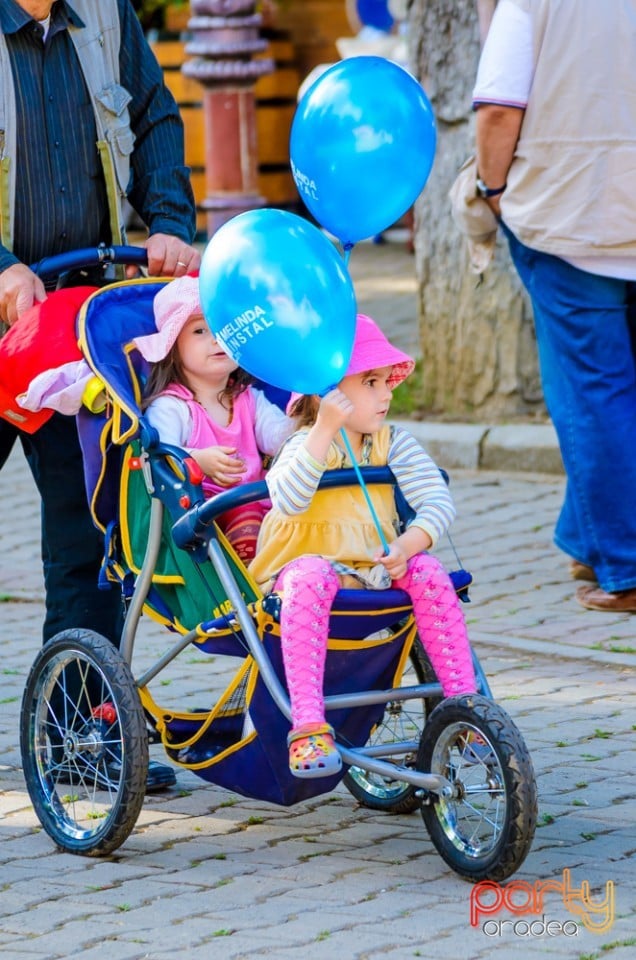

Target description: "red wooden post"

left=183, top=1, right=274, bottom=236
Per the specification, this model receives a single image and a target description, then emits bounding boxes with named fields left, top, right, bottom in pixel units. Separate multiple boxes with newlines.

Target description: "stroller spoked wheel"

left=343, top=635, right=442, bottom=813
left=20, top=629, right=148, bottom=857
left=417, top=694, right=538, bottom=882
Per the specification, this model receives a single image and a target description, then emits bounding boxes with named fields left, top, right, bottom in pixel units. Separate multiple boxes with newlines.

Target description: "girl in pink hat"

left=249, top=314, right=477, bottom=778
left=136, top=277, right=294, bottom=560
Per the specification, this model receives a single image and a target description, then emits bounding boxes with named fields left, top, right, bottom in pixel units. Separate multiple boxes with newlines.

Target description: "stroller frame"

left=19, top=248, right=538, bottom=882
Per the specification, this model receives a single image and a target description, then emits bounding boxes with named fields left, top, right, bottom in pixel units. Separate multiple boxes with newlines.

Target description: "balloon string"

left=338, top=427, right=389, bottom=555
left=342, top=242, right=354, bottom=267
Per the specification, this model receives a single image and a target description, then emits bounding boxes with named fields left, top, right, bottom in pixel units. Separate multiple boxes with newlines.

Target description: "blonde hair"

left=287, top=394, right=320, bottom=428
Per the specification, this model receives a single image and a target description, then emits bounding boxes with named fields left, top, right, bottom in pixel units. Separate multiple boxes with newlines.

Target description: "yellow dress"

left=249, top=426, right=399, bottom=593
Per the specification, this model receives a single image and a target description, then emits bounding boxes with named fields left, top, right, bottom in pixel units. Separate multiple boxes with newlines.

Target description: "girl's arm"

left=372, top=428, right=457, bottom=579
left=304, top=388, right=352, bottom=462
left=144, top=395, right=191, bottom=447
left=265, top=431, right=327, bottom=514
left=252, top=388, right=295, bottom=455
left=266, top=390, right=352, bottom=513
left=388, top=426, right=456, bottom=548
left=145, top=395, right=243, bottom=485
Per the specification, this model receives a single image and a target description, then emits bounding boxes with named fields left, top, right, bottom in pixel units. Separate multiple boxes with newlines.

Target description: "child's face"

left=176, top=314, right=238, bottom=384
left=338, top=366, right=393, bottom=435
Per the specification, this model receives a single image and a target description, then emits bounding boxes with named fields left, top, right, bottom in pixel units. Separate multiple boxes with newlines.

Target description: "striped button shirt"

left=0, top=0, right=195, bottom=274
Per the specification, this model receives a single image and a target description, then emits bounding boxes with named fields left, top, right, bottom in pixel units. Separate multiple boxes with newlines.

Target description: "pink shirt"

left=160, top=383, right=267, bottom=499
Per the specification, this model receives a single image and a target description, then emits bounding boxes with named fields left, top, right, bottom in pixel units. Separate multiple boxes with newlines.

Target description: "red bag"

left=0, top=286, right=96, bottom=433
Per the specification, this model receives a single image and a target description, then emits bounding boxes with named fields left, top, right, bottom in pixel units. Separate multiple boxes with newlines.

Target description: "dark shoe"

left=54, top=758, right=176, bottom=794
left=576, top=584, right=636, bottom=613
left=144, top=759, right=177, bottom=793
left=569, top=560, right=596, bottom=582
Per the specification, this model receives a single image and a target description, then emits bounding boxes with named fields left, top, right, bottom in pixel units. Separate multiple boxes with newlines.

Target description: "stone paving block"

left=0, top=946, right=54, bottom=960
left=1, top=897, right=114, bottom=938
left=14, top=922, right=155, bottom=960
left=57, top=945, right=169, bottom=960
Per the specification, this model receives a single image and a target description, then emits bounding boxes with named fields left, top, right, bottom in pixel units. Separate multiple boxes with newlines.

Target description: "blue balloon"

left=199, top=209, right=357, bottom=396
left=355, top=0, right=394, bottom=31
left=290, top=56, right=437, bottom=245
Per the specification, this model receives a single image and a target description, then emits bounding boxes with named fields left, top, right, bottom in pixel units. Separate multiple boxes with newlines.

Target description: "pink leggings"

left=274, top=553, right=477, bottom=733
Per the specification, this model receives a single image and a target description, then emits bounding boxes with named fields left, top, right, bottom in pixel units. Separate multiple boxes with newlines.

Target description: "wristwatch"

left=476, top=177, right=507, bottom=199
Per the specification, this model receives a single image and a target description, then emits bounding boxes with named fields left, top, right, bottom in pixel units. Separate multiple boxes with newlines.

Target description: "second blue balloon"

left=290, top=56, right=437, bottom=246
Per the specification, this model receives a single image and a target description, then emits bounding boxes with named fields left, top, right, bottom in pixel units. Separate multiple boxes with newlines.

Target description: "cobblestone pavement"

left=1, top=437, right=634, bottom=960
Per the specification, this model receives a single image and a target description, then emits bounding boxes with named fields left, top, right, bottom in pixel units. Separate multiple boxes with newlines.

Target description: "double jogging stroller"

left=19, top=248, right=538, bottom=882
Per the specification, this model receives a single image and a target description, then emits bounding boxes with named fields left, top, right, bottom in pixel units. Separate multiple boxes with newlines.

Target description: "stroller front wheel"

left=417, top=694, right=538, bottom=882
left=20, top=629, right=148, bottom=856
left=343, top=635, right=442, bottom=813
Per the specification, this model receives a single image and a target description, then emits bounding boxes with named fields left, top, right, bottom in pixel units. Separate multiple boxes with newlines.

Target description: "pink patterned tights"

left=274, top=553, right=476, bottom=733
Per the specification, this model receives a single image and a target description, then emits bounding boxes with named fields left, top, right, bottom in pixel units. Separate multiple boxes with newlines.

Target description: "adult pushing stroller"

left=19, top=248, right=537, bottom=881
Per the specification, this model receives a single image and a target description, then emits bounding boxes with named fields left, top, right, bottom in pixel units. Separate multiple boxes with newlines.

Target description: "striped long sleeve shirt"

left=266, top=425, right=457, bottom=549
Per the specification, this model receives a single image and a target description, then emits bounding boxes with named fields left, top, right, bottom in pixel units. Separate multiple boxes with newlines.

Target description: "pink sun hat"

left=134, top=276, right=203, bottom=362
left=286, top=313, right=415, bottom=413
left=347, top=313, right=415, bottom=387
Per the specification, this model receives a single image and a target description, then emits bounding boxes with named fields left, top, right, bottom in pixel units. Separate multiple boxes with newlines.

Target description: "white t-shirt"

left=473, top=0, right=534, bottom=108
left=473, top=0, right=636, bottom=280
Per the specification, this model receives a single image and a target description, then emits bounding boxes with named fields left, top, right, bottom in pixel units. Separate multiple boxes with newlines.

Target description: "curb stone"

left=398, top=420, right=564, bottom=475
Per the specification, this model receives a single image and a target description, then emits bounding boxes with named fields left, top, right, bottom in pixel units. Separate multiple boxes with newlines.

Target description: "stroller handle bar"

left=31, top=244, right=148, bottom=281
left=171, top=467, right=398, bottom=552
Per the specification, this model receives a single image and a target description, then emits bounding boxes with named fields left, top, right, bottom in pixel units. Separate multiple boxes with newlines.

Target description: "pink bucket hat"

left=286, top=313, right=415, bottom=413
left=347, top=313, right=415, bottom=388
left=134, top=276, right=203, bottom=362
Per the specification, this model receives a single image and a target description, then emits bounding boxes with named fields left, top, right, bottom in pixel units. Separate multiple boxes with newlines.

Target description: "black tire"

left=20, top=629, right=148, bottom=856
left=343, top=634, right=443, bottom=813
left=418, top=694, right=537, bottom=882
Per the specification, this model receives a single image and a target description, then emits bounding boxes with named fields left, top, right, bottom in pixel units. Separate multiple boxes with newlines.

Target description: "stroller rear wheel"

left=343, top=634, right=442, bottom=813
left=20, top=629, right=148, bottom=856
left=418, top=694, right=537, bottom=882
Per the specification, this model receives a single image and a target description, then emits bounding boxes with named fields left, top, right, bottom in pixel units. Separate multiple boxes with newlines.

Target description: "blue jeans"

left=1, top=414, right=123, bottom=643
left=504, top=224, right=636, bottom=592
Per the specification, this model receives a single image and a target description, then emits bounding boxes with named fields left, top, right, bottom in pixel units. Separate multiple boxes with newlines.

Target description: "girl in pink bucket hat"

left=249, top=314, right=478, bottom=778
left=136, top=277, right=294, bottom=560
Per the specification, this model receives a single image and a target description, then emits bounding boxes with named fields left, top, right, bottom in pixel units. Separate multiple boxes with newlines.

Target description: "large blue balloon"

left=199, top=209, right=357, bottom=395
left=290, top=56, right=437, bottom=246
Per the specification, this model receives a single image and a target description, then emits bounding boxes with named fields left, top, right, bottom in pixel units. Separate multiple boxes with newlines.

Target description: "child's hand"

left=305, top=389, right=355, bottom=462
left=191, top=445, right=246, bottom=487
left=316, top=388, right=354, bottom=434
left=373, top=540, right=409, bottom=581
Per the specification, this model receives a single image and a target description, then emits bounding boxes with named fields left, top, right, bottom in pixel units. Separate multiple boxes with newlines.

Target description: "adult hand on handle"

left=0, top=263, right=47, bottom=326
left=126, top=233, right=201, bottom=279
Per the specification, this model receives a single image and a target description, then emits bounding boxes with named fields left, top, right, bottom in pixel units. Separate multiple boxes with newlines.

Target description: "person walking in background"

left=137, top=277, right=294, bottom=562
left=0, top=0, right=200, bottom=790
left=472, top=0, right=636, bottom=613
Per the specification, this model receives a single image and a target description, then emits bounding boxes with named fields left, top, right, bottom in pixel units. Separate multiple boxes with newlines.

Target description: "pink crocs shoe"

left=287, top=724, right=342, bottom=779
